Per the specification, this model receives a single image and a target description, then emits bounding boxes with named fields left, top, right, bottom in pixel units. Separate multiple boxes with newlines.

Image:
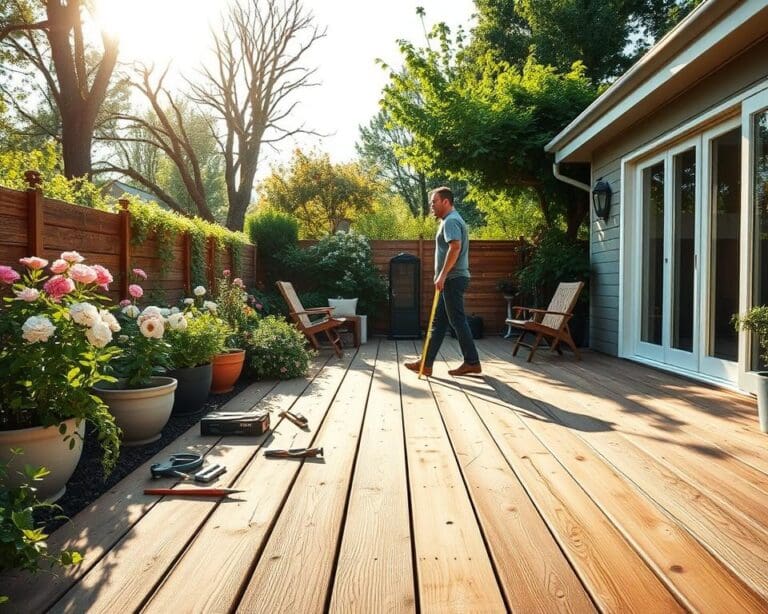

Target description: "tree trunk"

left=60, top=111, right=93, bottom=179
left=565, top=187, right=589, bottom=239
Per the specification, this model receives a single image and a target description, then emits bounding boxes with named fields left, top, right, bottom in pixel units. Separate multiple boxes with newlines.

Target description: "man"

left=405, top=187, right=481, bottom=377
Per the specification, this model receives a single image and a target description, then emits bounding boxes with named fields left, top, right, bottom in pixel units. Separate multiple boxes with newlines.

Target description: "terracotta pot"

left=94, top=376, right=177, bottom=446
left=211, top=349, right=246, bottom=394
left=168, top=363, right=213, bottom=415
left=0, top=418, right=85, bottom=502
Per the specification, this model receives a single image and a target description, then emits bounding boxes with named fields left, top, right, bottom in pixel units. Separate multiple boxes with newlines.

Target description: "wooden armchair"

left=507, top=281, right=584, bottom=362
left=276, top=281, right=346, bottom=357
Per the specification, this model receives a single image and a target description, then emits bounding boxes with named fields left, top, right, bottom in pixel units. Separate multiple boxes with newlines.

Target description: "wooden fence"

left=282, top=239, right=527, bottom=336
left=0, top=184, right=257, bottom=304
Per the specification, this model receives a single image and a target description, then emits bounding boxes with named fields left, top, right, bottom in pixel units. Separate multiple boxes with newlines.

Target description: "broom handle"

left=419, top=290, right=441, bottom=379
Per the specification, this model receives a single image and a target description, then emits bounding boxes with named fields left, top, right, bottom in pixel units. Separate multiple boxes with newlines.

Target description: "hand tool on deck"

left=193, top=463, right=227, bottom=483
left=264, top=447, right=324, bottom=459
left=143, top=487, right=243, bottom=497
left=150, top=453, right=204, bottom=479
left=279, top=409, right=309, bottom=428
left=419, top=290, right=441, bottom=379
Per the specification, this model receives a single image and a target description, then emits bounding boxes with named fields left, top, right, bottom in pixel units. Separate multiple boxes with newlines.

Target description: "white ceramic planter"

left=94, top=377, right=177, bottom=445
left=359, top=314, right=368, bottom=344
left=0, top=418, right=85, bottom=502
left=754, top=372, right=768, bottom=433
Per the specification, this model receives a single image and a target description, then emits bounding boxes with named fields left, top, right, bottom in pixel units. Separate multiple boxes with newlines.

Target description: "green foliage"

left=518, top=228, right=590, bottom=306
left=0, top=144, right=113, bottom=210
left=243, top=315, right=314, bottom=380
left=353, top=195, right=438, bottom=239
left=733, top=306, right=768, bottom=366
left=246, top=209, right=299, bottom=283
left=166, top=312, right=228, bottom=369
left=0, top=254, right=122, bottom=474
left=214, top=272, right=260, bottom=349
left=0, top=451, right=83, bottom=584
left=257, top=149, right=381, bottom=238
left=284, top=232, right=388, bottom=318
left=468, top=187, right=545, bottom=239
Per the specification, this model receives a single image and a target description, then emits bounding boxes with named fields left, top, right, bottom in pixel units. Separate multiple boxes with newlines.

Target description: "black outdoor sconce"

left=592, top=177, right=612, bottom=221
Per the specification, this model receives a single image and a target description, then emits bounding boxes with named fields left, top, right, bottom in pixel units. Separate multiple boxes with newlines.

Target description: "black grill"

left=389, top=253, right=420, bottom=339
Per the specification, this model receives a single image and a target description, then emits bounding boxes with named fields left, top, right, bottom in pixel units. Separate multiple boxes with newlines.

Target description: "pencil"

left=143, top=488, right=243, bottom=497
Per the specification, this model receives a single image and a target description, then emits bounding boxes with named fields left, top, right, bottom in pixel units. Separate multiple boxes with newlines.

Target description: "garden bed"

left=40, top=380, right=251, bottom=533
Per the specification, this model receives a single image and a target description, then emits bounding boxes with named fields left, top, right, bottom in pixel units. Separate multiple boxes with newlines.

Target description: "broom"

left=419, top=290, right=441, bottom=379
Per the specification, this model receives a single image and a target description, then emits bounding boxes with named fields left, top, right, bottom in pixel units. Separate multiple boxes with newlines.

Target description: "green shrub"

left=243, top=316, right=314, bottom=379
left=0, top=451, right=82, bottom=591
left=733, top=306, right=768, bottom=366
left=246, top=210, right=299, bottom=283
left=166, top=311, right=228, bottom=369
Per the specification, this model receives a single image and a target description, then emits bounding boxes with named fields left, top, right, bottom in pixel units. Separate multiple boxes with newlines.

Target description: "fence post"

left=183, top=233, right=192, bottom=295
left=24, top=170, right=43, bottom=256
left=119, top=198, right=131, bottom=300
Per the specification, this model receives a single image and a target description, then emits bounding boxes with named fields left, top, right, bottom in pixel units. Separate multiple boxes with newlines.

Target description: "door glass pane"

left=641, top=162, right=664, bottom=345
left=672, top=148, right=696, bottom=352
left=752, top=110, right=768, bottom=369
left=709, top=128, right=741, bottom=361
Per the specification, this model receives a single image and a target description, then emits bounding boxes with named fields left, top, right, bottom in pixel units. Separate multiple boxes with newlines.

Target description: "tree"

left=1, top=0, right=120, bottom=178
left=189, top=0, right=324, bottom=231
left=258, top=149, right=380, bottom=239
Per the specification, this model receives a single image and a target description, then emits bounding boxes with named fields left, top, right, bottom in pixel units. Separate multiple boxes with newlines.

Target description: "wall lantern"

left=592, top=178, right=612, bottom=221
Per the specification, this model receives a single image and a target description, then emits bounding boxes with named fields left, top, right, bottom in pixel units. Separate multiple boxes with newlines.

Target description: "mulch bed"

left=41, top=380, right=251, bottom=533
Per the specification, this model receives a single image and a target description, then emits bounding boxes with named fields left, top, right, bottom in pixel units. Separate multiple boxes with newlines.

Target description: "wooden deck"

left=4, top=338, right=768, bottom=612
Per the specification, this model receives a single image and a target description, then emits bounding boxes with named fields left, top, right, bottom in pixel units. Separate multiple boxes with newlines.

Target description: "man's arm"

left=436, top=240, right=461, bottom=291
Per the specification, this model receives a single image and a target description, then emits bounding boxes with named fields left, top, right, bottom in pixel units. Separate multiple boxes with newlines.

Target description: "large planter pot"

left=754, top=372, right=768, bottom=433
left=211, top=349, right=246, bottom=394
left=167, top=363, right=213, bottom=415
left=0, top=418, right=85, bottom=502
left=94, top=377, right=177, bottom=446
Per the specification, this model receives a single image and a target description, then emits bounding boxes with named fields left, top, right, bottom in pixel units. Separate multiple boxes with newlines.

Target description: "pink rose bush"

left=0, top=253, right=122, bottom=473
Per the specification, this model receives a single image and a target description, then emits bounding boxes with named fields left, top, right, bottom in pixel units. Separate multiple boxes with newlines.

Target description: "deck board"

left=3, top=339, right=767, bottom=612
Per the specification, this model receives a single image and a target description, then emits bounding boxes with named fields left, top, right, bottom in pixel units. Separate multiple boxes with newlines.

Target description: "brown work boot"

left=448, top=362, right=482, bottom=376
left=405, top=360, right=432, bottom=376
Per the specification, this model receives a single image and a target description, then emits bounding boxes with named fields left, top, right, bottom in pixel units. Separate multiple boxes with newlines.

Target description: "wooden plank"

left=235, top=343, right=379, bottom=613
left=481, top=340, right=768, bottom=600
left=48, top=363, right=330, bottom=614
left=398, top=342, right=507, bottom=612
left=329, top=340, right=416, bottom=613
left=143, top=351, right=355, bottom=613
left=0, top=379, right=280, bottom=610
left=470, top=343, right=767, bottom=612
left=428, top=349, right=597, bottom=611
left=438, top=342, right=682, bottom=613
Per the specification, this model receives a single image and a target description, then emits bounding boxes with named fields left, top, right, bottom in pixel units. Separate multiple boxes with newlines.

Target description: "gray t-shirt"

left=435, top=209, right=470, bottom=281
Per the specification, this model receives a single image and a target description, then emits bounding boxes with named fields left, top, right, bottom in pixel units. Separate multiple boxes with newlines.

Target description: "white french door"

left=632, top=119, right=742, bottom=383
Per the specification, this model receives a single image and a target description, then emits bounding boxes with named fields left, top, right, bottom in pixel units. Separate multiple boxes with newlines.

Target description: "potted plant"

left=0, top=451, right=82, bottom=596
left=0, top=253, right=121, bottom=501
left=94, top=270, right=176, bottom=445
left=733, top=306, right=768, bottom=432
left=208, top=274, right=251, bottom=393
left=165, top=310, right=228, bottom=414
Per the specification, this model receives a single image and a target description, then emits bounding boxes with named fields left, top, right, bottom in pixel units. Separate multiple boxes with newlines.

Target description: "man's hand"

left=435, top=273, right=447, bottom=291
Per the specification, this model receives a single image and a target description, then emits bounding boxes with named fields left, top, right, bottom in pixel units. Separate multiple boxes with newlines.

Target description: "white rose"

left=122, top=304, right=140, bottom=318
left=193, top=286, right=206, bottom=297
left=99, top=310, right=121, bottom=332
left=70, top=302, right=100, bottom=327
left=203, top=301, right=217, bottom=313
left=183, top=298, right=195, bottom=305
left=168, top=312, right=188, bottom=330
left=139, top=316, right=165, bottom=339
left=22, top=315, right=56, bottom=343
left=141, top=305, right=163, bottom=318
left=170, top=306, right=180, bottom=314
left=86, top=321, right=113, bottom=348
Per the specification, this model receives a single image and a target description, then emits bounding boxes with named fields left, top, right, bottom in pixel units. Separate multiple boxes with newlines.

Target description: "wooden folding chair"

left=276, top=281, right=346, bottom=357
left=507, top=281, right=585, bottom=362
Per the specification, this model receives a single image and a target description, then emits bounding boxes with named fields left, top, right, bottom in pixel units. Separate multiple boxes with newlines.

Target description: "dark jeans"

left=424, top=276, right=479, bottom=367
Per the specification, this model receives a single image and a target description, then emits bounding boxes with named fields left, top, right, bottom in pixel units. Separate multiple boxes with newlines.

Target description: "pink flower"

left=50, top=259, right=69, bottom=274
left=92, top=264, right=113, bottom=289
left=60, top=250, right=85, bottom=263
left=255, top=303, right=263, bottom=310
left=233, top=277, right=244, bottom=288
left=128, top=284, right=144, bottom=298
left=222, top=269, right=231, bottom=277
left=119, top=299, right=132, bottom=307
left=0, top=265, right=20, bottom=284
left=69, top=263, right=98, bottom=284
left=14, top=287, right=40, bottom=302
left=44, top=275, right=75, bottom=300
left=19, top=256, right=48, bottom=270
left=132, top=268, right=147, bottom=280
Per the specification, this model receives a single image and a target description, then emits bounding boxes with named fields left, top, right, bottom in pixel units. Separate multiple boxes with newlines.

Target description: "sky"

left=95, top=0, right=476, bottom=174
